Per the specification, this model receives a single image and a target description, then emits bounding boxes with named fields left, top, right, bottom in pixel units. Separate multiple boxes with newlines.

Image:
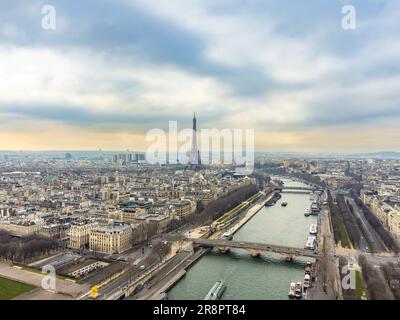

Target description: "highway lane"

left=99, top=248, right=196, bottom=300
left=97, top=252, right=160, bottom=299
left=346, top=197, right=387, bottom=253
left=128, top=250, right=197, bottom=300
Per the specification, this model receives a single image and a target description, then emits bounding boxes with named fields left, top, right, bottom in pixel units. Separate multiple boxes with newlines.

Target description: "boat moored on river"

left=309, top=224, right=317, bottom=235
left=265, top=193, right=282, bottom=207
left=288, top=282, right=296, bottom=299
left=305, top=262, right=312, bottom=275
left=295, top=282, right=302, bottom=299
left=305, top=236, right=316, bottom=250
left=309, top=202, right=321, bottom=215
left=303, top=274, right=311, bottom=291
left=204, top=280, right=226, bottom=300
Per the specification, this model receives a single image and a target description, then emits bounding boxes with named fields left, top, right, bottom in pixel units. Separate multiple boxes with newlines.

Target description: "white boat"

left=310, top=202, right=321, bottom=214
left=204, top=280, right=226, bottom=300
left=303, top=274, right=311, bottom=290
left=305, top=262, right=312, bottom=275
left=304, top=208, right=311, bottom=216
left=295, top=282, right=302, bottom=299
left=305, top=236, right=316, bottom=250
left=309, top=224, right=317, bottom=235
left=288, top=282, right=296, bottom=299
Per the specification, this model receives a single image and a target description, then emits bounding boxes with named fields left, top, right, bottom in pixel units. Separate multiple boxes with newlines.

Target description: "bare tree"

left=152, top=240, right=172, bottom=262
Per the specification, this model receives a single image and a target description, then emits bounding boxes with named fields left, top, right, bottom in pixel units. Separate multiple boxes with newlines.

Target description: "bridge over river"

left=187, top=238, right=321, bottom=259
left=274, top=185, right=324, bottom=193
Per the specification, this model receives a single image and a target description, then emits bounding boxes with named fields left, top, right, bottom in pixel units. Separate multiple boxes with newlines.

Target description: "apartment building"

left=167, top=199, right=196, bottom=218
left=107, top=208, right=146, bottom=224
left=388, top=210, right=400, bottom=239
left=89, top=223, right=132, bottom=254
left=0, top=220, right=43, bottom=237
left=69, top=221, right=99, bottom=250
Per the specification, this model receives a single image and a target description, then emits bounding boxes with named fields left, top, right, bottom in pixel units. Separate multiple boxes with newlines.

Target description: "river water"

left=168, top=178, right=317, bottom=300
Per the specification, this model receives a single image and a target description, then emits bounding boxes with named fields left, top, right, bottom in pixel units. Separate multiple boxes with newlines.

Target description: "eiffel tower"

left=188, top=113, right=204, bottom=170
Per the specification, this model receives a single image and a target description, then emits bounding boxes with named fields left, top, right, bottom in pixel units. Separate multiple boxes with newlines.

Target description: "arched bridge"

left=274, top=186, right=323, bottom=193
left=187, top=238, right=321, bottom=259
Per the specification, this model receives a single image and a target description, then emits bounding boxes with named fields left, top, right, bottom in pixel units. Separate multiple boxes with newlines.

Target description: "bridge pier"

left=284, top=255, right=293, bottom=262
left=250, top=250, right=260, bottom=257
left=218, top=247, right=230, bottom=254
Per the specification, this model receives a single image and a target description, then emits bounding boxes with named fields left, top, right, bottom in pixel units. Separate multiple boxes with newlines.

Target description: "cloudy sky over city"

left=0, top=0, right=399, bottom=152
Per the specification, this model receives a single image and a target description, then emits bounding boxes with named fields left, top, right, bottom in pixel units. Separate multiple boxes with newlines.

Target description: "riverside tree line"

left=327, top=189, right=400, bottom=253
left=131, top=183, right=259, bottom=245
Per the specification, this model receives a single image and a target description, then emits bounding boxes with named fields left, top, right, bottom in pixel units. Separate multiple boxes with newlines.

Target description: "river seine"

left=168, top=178, right=317, bottom=300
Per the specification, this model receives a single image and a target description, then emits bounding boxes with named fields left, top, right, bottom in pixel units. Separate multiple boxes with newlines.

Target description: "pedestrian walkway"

left=0, top=262, right=87, bottom=297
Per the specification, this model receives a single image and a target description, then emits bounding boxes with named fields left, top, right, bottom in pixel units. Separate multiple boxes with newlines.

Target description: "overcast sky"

left=0, top=0, right=399, bottom=152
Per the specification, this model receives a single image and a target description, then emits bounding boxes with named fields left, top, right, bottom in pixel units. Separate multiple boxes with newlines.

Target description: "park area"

left=0, top=276, right=36, bottom=300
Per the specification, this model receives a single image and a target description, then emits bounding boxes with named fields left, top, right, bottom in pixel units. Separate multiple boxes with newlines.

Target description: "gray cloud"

left=1, top=0, right=400, bottom=151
